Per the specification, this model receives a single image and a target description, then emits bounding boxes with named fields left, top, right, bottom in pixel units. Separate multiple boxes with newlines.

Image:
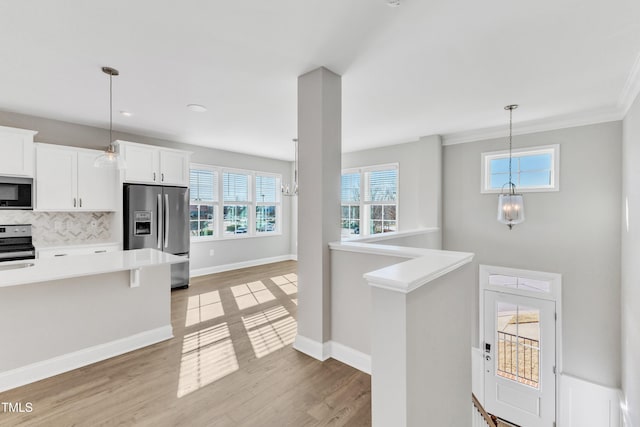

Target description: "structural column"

left=294, top=67, right=342, bottom=358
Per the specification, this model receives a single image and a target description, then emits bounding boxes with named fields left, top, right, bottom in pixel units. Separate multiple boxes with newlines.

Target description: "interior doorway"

left=479, top=265, right=562, bottom=427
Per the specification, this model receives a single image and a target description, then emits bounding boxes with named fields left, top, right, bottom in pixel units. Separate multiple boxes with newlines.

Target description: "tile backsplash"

left=0, top=211, right=113, bottom=247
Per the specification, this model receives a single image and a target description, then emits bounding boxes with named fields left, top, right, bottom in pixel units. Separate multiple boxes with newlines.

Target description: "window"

left=190, top=164, right=282, bottom=241
left=481, top=145, right=559, bottom=193
left=341, top=173, right=360, bottom=237
left=190, top=166, right=218, bottom=239
left=255, top=174, right=280, bottom=234
left=341, top=164, right=398, bottom=237
left=223, top=172, right=250, bottom=235
left=365, top=168, right=398, bottom=234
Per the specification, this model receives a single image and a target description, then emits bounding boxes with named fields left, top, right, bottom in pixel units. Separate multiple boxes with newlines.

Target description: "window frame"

left=341, top=163, right=399, bottom=238
left=189, top=164, right=283, bottom=242
left=189, top=163, right=219, bottom=242
left=480, top=144, right=559, bottom=194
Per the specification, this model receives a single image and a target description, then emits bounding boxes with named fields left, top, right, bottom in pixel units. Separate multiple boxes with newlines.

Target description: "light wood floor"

left=0, top=261, right=371, bottom=426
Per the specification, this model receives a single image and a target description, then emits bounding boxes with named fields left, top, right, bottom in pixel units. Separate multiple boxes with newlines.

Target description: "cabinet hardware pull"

left=95, top=250, right=107, bottom=253
left=162, top=173, right=164, bottom=182
left=54, top=254, right=68, bottom=257
left=153, top=172, right=156, bottom=181
left=73, top=198, right=76, bottom=207
left=79, top=198, right=82, bottom=207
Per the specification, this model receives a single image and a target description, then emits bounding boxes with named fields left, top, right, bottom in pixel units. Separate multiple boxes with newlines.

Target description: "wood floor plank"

left=0, top=261, right=371, bottom=427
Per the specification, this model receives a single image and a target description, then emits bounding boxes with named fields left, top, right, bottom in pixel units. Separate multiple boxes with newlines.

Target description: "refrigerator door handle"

left=157, top=194, right=162, bottom=250
left=164, top=193, right=169, bottom=249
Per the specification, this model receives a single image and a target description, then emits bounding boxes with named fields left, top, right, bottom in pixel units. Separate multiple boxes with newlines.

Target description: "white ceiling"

left=1, top=0, right=639, bottom=160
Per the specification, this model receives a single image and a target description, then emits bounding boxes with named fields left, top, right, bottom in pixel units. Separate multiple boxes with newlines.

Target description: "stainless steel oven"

left=0, top=225, right=35, bottom=262
left=0, top=176, right=33, bottom=210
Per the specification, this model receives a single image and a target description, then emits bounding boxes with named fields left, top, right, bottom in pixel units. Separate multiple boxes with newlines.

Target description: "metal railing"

left=497, top=331, right=540, bottom=386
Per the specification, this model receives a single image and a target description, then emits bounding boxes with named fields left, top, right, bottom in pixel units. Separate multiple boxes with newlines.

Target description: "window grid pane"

left=341, top=204, right=360, bottom=236
left=256, top=175, right=278, bottom=203
left=224, top=205, right=248, bottom=235
left=190, top=169, right=218, bottom=202
left=365, top=169, right=397, bottom=202
left=223, top=172, right=250, bottom=202
left=341, top=173, right=361, bottom=202
left=488, top=151, right=554, bottom=190
left=256, top=205, right=277, bottom=233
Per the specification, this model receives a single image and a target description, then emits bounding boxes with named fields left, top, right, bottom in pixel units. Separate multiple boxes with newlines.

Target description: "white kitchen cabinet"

left=35, top=144, right=118, bottom=211
left=37, top=242, right=120, bottom=259
left=0, top=125, right=38, bottom=177
left=119, top=140, right=190, bottom=186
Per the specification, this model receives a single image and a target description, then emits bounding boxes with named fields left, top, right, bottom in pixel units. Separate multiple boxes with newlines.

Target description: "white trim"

left=0, top=125, right=38, bottom=136
left=293, top=335, right=330, bottom=361
left=189, top=254, right=296, bottom=277
left=342, top=227, right=439, bottom=243
left=442, top=108, right=622, bottom=146
left=621, top=391, right=633, bottom=427
left=292, top=337, right=372, bottom=374
left=480, top=144, right=560, bottom=193
left=0, top=326, right=173, bottom=393
left=326, top=341, right=371, bottom=374
left=619, top=50, right=640, bottom=116
left=365, top=250, right=474, bottom=293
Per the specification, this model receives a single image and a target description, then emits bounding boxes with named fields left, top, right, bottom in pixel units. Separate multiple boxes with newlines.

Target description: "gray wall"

left=0, top=110, right=293, bottom=271
left=443, top=121, right=622, bottom=388
left=342, top=135, right=442, bottom=239
left=622, top=94, right=640, bottom=425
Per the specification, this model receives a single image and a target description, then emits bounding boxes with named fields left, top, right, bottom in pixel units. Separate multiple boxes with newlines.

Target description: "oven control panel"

left=0, top=224, right=32, bottom=238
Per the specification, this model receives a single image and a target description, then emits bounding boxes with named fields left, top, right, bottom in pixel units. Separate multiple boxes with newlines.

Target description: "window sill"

left=191, top=232, right=283, bottom=243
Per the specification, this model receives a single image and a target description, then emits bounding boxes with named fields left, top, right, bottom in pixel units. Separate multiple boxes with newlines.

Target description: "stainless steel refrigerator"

left=124, top=184, right=190, bottom=289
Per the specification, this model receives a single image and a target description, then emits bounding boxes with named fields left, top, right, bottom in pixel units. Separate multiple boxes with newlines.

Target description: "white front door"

left=484, top=290, right=556, bottom=427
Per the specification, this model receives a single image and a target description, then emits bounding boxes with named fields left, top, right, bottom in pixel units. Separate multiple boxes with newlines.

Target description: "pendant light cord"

left=109, top=72, right=113, bottom=148
left=508, top=106, right=513, bottom=195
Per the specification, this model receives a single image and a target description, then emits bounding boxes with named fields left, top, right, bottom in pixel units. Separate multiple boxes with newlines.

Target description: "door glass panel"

left=496, top=302, right=540, bottom=389
left=489, top=274, right=551, bottom=294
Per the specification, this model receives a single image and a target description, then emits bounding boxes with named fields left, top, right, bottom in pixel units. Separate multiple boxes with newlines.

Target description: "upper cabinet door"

left=159, top=150, right=189, bottom=186
left=0, top=126, right=37, bottom=177
left=77, top=150, right=117, bottom=211
left=122, top=142, right=159, bottom=184
left=35, top=144, right=78, bottom=210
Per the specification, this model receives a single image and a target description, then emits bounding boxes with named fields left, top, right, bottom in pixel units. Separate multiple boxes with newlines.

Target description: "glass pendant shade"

left=94, top=143, right=126, bottom=169
left=497, top=191, right=525, bottom=228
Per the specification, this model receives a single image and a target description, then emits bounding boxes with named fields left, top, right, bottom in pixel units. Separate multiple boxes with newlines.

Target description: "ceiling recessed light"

left=120, top=110, right=132, bottom=117
left=187, top=104, right=207, bottom=113
left=386, top=0, right=400, bottom=6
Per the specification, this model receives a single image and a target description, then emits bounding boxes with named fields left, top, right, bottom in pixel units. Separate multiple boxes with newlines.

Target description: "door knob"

left=485, top=355, right=491, bottom=361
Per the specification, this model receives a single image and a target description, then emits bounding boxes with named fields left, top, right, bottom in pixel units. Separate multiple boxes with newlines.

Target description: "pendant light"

left=281, top=138, right=298, bottom=196
left=94, top=66, right=126, bottom=169
left=497, top=104, right=525, bottom=229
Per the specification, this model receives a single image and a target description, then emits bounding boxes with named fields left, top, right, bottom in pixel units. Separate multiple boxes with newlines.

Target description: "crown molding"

left=441, top=107, right=624, bottom=146
left=618, top=50, right=640, bottom=116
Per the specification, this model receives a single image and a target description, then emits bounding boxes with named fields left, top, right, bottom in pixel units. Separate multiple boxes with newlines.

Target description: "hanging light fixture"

left=94, top=66, right=126, bottom=169
left=497, top=104, right=525, bottom=229
left=281, top=138, right=298, bottom=197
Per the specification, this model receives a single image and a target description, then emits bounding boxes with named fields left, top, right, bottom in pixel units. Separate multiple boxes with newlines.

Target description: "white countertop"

left=0, top=249, right=186, bottom=288
left=363, top=249, right=474, bottom=294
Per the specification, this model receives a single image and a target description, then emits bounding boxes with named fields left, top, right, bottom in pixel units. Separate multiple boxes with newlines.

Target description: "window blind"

left=255, top=175, right=277, bottom=203
left=365, top=169, right=397, bottom=202
left=223, top=172, right=249, bottom=202
left=190, top=169, right=217, bottom=202
left=341, top=173, right=360, bottom=202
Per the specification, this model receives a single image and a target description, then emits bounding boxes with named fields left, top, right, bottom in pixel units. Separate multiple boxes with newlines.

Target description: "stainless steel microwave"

left=0, top=176, right=33, bottom=210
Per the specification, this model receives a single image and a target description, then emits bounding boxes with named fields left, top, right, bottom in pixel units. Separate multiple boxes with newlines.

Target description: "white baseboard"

left=190, top=254, right=297, bottom=277
left=293, top=335, right=371, bottom=375
left=0, top=325, right=173, bottom=393
left=327, top=341, right=371, bottom=374
left=293, top=334, right=330, bottom=361
left=559, top=373, right=622, bottom=427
